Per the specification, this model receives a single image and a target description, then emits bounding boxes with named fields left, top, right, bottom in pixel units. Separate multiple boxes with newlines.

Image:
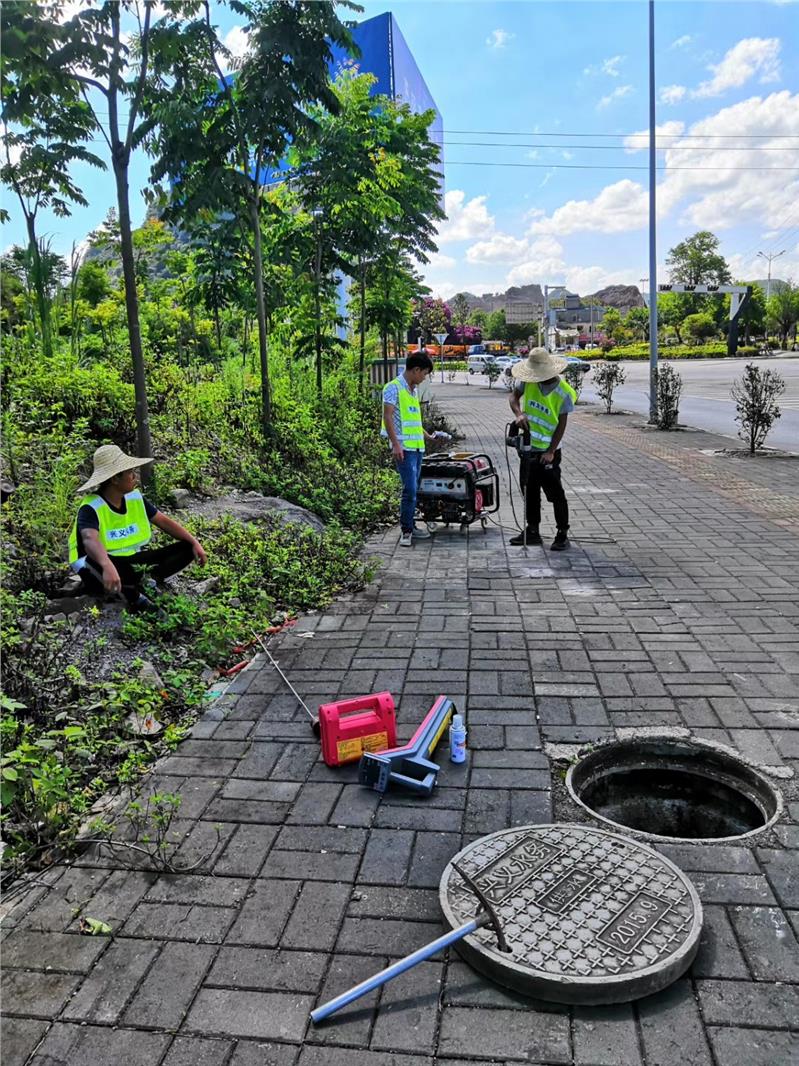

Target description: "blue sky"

left=3, top=1, right=798, bottom=299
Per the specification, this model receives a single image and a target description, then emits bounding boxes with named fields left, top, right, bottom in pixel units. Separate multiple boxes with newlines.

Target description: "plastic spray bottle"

left=449, top=713, right=467, bottom=763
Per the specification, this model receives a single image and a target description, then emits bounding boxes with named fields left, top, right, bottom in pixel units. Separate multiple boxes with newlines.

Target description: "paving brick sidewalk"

left=2, top=384, right=798, bottom=1066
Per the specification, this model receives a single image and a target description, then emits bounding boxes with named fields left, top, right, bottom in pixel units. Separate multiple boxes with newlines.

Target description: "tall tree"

left=450, top=293, right=471, bottom=349
left=658, top=290, right=694, bottom=344
left=54, top=0, right=161, bottom=462
left=148, top=0, right=355, bottom=435
left=624, top=306, right=650, bottom=341
left=767, top=282, right=799, bottom=349
left=666, top=230, right=732, bottom=286
left=484, top=309, right=507, bottom=341
left=732, top=282, right=766, bottom=347
left=293, top=70, right=443, bottom=386
left=1, top=1, right=104, bottom=359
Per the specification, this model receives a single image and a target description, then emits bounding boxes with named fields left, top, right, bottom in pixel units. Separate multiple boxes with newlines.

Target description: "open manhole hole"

left=566, top=738, right=782, bottom=842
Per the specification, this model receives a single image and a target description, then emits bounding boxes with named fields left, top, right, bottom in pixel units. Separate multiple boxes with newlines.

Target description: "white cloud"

left=505, top=238, right=565, bottom=285
left=466, top=233, right=529, bottom=264
left=597, top=84, right=633, bottom=110
left=660, top=85, right=687, bottom=105
left=530, top=180, right=649, bottom=236
left=602, top=55, right=625, bottom=77
left=694, top=37, right=781, bottom=98
left=585, top=55, right=626, bottom=77
left=530, top=91, right=799, bottom=241
left=658, top=90, right=799, bottom=229
left=486, top=29, right=514, bottom=50
left=223, top=25, right=250, bottom=61
left=425, top=278, right=506, bottom=301
left=506, top=247, right=635, bottom=293
left=564, top=265, right=636, bottom=293
left=437, top=190, right=495, bottom=243
left=424, top=251, right=456, bottom=271
left=624, top=121, right=685, bottom=153
left=671, top=35, right=693, bottom=49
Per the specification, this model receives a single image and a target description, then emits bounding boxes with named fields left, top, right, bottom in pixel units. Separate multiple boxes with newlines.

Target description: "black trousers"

left=519, top=450, right=569, bottom=531
left=78, top=540, right=195, bottom=604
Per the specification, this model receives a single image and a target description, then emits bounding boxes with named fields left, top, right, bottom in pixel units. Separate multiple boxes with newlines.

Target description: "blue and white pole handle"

left=310, top=914, right=486, bottom=1025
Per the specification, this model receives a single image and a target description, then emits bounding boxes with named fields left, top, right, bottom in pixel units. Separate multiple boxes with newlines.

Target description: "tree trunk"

left=214, top=304, right=221, bottom=350
left=248, top=195, right=271, bottom=435
left=113, top=154, right=153, bottom=466
left=25, top=218, right=51, bottom=360
left=359, top=258, right=366, bottom=385
left=314, top=236, right=323, bottom=394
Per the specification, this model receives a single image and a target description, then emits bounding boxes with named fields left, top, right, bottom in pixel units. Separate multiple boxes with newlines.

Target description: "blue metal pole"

left=648, top=0, right=659, bottom=422
left=310, top=917, right=482, bottom=1024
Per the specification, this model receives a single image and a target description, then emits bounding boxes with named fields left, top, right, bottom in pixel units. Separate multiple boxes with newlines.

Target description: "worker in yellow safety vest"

left=381, top=351, right=450, bottom=548
left=68, top=445, right=207, bottom=612
left=508, top=348, right=576, bottom=551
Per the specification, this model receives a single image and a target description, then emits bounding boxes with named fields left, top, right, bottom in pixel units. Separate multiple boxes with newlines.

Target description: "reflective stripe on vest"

left=68, top=490, right=152, bottom=567
left=522, top=380, right=576, bottom=450
left=383, top=377, right=425, bottom=450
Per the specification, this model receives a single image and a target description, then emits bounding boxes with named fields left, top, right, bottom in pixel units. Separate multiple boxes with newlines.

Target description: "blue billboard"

left=329, top=12, right=443, bottom=182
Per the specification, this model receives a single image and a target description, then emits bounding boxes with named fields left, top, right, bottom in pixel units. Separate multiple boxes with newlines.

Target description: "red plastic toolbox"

left=318, top=691, right=397, bottom=767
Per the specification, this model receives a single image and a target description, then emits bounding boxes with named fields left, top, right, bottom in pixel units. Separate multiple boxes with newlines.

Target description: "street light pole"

left=647, top=0, right=659, bottom=423
left=433, top=332, right=448, bottom=384
left=757, top=250, right=786, bottom=301
left=543, top=284, right=549, bottom=351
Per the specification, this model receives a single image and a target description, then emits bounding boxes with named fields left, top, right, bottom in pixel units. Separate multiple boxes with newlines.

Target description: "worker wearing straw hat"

left=68, top=445, right=207, bottom=611
left=508, top=348, right=576, bottom=550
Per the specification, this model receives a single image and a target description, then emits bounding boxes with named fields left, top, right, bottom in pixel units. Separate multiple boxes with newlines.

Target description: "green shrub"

left=731, top=364, right=785, bottom=453
left=592, top=361, right=626, bottom=413
left=656, top=363, right=682, bottom=430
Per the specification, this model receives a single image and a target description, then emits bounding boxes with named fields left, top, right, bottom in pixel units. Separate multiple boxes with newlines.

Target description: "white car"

left=467, top=354, right=498, bottom=374
left=493, top=356, right=515, bottom=370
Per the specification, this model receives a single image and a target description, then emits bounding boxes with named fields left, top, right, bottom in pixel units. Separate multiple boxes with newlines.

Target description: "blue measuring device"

left=358, top=695, right=456, bottom=795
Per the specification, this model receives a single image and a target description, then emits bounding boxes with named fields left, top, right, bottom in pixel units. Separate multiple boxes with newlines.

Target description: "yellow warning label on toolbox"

left=362, top=731, right=389, bottom=753
left=337, top=732, right=388, bottom=763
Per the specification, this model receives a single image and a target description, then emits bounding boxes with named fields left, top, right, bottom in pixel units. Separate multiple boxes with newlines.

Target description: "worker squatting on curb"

left=507, top=348, right=576, bottom=551
left=68, top=444, right=207, bottom=613
left=381, top=351, right=451, bottom=548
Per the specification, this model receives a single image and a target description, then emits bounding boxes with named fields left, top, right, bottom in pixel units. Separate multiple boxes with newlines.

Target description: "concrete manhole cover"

left=440, top=823, right=702, bottom=1005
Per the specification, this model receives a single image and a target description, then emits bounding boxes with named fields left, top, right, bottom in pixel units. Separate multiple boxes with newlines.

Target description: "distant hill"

left=585, top=285, right=644, bottom=311
left=456, top=283, right=543, bottom=313
left=455, top=281, right=644, bottom=313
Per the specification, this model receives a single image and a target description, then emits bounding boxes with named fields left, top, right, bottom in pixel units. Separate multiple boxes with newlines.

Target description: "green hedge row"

left=582, top=343, right=762, bottom=361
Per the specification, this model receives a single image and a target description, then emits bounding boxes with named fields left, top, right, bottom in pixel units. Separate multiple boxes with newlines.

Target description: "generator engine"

left=417, top=451, right=500, bottom=531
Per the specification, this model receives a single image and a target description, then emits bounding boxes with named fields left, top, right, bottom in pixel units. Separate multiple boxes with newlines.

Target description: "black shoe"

left=126, top=594, right=166, bottom=617
left=550, top=529, right=570, bottom=551
left=509, top=528, right=542, bottom=546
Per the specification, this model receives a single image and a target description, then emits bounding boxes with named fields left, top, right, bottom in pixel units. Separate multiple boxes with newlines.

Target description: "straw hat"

left=511, top=347, right=569, bottom=384
left=78, top=445, right=153, bottom=494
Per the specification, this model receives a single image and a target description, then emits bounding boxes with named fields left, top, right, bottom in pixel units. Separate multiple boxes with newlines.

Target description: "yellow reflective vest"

left=382, top=376, right=425, bottom=450
left=521, top=379, right=576, bottom=450
left=68, top=491, right=152, bottom=569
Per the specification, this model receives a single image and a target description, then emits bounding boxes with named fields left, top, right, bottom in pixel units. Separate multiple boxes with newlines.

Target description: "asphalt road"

left=580, top=354, right=799, bottom=452
left=443, top=355, right=799, bottom=453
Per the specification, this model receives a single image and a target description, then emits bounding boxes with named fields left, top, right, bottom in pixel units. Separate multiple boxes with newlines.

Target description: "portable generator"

left=417, top=451, right=500, bottom=531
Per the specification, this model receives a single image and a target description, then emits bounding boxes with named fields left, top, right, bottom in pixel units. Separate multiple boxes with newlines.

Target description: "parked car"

left=564, top=355, right=591, bottom=373
left=467, top=354, right=498, bottom=374
left=494, top=356, right=515, bottom=370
